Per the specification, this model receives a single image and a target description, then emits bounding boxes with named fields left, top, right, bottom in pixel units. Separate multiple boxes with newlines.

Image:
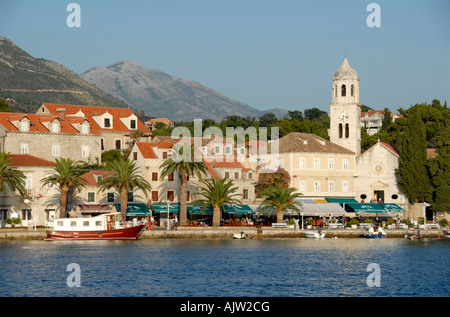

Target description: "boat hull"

left=45, top=225, right=145, bottom=240
left=305, top=232, right=325, bottom=239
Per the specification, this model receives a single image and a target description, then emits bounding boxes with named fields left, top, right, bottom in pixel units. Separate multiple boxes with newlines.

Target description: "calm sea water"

left=0, top=238, right=448, bottom=297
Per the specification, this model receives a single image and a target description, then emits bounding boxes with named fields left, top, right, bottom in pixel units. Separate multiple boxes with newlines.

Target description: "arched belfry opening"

left=341, top=85, right=346, bottom=97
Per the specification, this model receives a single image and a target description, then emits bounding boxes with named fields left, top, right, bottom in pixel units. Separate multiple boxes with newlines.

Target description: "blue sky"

left=0, top=0, right=449, bottom=114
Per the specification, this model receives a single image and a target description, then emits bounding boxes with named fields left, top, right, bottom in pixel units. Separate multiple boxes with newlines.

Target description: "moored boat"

left=363, top=226, right=387, bottom=239
left=442, top=230, right=450, bottom=239
left=45, top=212, right=145, bottom=240
left=233, top=232, right=248, bottom=239
left=305, top=230, right=325, bottom=239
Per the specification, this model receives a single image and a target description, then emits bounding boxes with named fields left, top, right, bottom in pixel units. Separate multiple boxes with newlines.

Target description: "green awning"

left=187, top=204, right=253, bottom=215
left=114, top=203, right=151, bottom=217
left=380, top=203, right=404, bottom=212
left=187, top=205, right=214, bottom=215
left=345, top=203, right=387, bottom=213
left=325, top=197, right=359, bottom=204
left=223, top=204, right=253, bottom=214
left=150, top=203, right=180, bottom=214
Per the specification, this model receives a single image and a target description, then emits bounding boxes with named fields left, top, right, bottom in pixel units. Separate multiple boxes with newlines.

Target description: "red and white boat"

left=45, top=212, right=145, bottom=240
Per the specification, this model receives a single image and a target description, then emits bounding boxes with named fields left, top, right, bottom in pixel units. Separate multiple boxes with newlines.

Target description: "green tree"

left=258, top=187, right=303, bottom=223
left=395, top=108, right=431, bottom=204
left=97, top=158, right=152, bottom=220
left=191, top=178, right=241, bottom=227
left=428, top=114, right=450, bottom=214
left=160, top=146, right=208, bottom=226
left=0, top=152, right=26, bottom=197
left=41, top=158, right=87, bottom=218
left=381, top=108, right=392, bottom=130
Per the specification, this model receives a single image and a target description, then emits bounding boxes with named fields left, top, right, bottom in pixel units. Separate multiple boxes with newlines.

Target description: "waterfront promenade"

left=0, top=226, right=444, bottom=240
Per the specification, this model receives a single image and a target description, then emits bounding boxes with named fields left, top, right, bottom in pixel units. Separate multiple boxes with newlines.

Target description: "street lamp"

left=167, top=200, right=170, bottom=230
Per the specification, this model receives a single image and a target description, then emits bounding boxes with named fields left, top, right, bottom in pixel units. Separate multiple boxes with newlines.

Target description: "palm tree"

left=0, top=152, right=26, bottom=197
left=97, top=158, right=151, bottom=220
left=191, top=178, right=241, bottom=227
left=41, top=158, right=87, bottom=218
left=159, top=145, right=208, bottom=226
left=258, top=187, right=303, bottom=223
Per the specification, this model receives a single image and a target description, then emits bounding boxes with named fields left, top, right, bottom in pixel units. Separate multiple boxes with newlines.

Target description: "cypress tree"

left=395, top=108, right=431, bottom=203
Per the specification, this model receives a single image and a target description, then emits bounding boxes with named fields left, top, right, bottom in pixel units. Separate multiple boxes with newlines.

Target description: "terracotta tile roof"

left=274, top=132, right=355, bottom=154
left=136, top=142, right=157, bottom=159
left=379, top=142, right=400, bottom=156
left=0, top=112, right=87, bottom=134
left=9, top=154, right=55, bottom=167
left=81, top=170, right=115, bottom=186
left=427, top=148, right=438, bottom=159
left=41, top=103, right=149, bottom=133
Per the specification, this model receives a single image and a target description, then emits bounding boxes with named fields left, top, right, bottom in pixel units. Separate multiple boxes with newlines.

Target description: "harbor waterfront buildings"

left=0, top=58, right=444, bottom=228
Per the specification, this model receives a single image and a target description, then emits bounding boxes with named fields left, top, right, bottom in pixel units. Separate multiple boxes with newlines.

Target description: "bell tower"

left=330, top=57, right=361, bottom=155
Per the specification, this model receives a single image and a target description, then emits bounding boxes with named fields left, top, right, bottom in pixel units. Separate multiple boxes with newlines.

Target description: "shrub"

left=439, top=218, right=448, bottom=227
left=347, top=218, right=359, bottom=227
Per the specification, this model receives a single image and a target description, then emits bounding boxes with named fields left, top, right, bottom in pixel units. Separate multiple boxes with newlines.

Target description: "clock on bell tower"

left=330, top=57, right=361, bottom=155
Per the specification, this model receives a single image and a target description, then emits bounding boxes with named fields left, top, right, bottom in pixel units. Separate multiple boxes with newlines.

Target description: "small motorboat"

left=443, top=230, right=450, bottom=239
left=363, top=226, right=387, bottom=239
left=233, top=232, right=248, bottom=239
left=305, top=230, right=325, bottom=239
left=45, top=212, right=145, bottom=240
left=405, top=230, right=423, bottom=240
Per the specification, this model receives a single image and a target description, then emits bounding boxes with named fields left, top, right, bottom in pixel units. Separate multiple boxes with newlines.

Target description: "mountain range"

left=0, top=36, right=128, bottom=112
left=0, top=36, right=287, bottom=121
left=80, top=61, right=287, bottom=121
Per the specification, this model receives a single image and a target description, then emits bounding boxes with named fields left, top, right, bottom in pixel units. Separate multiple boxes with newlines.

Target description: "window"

left=107, top=193, right=115, bottom=203
left=300, top=180, right=306, bottom=193
left=186, top=191, right=190, bottom=202
left=342, top=159, right=349, bottom=170
left=339, top=123, right=343, bottom=139
left=163, top=152, right=168, bottom=159
left=0, top=210, right=8, bottom=221
left=115, top=140, right=121, bottom=150
left=101, top=139, right=104, bottom=151
left=95, top=221, right=102, bottom=226
left=133, top=152, right=138, bottom=160
left=57, top=220, right=64, bottom=227
left=225, top=172, right=229, bottom=178
left=168, top=173, right=174, bottom=181
left=152, top=172, right=158, bottom=181
left=240, top=148, right=245, bottom=155
left=21, top=143, right=28, bottom=154
left=82, top=146, right=89, bottom=158
left=314, top=181, right=321, bottom=192
left=341, top=84, right=346, bottom=97
left=152, top=191, right=159, bottom=202
left=351, top=85, right=354, bottom=97
left=328, top=158, right=334, bottom=170
left=88, top=192, right=95, bottom=202
left=128, top=192, right=134, bottom=202
left=51, top=122, right=59, bottom=133
left=226, top=147, right=231, bottom=154
left=248, top=173, right=252, bottom=179
left=104, top=118, right=111, bottom=128
left=24, top=174, right=32, bottom=190
left=345, top=124, right=349, bottom=138
left=300, top=157, right=306, bottom=169
left=243, top=189, right=248, bottom=200
left=328, top=181, right=335, bottom=192
left=334, top=85, right=337, bottom=97
left=20, top=121, right=29, bottom=132
left=130, top=120, right=136, bottom=129
left=314, top=158, right=320, bottom=169
left=70, top=221, right=77, bottom=227
left=167, top=191, right=174, bottom=202
left=22, top=209, right=32, bottom=221
left=52, top=144, right=60, bottom=157
left=342, top=181, right=349, bottom=193
left=83, top=221, right=90, bottom=227
left=235, top=172, right=239, bottom=179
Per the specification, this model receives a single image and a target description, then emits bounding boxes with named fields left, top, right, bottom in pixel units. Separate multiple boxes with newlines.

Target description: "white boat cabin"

left=53, top=213, right=123, bottom=231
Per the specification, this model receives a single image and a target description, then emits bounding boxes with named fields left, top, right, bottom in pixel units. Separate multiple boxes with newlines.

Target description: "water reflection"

left=0, top=238, right=448, bottom=297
